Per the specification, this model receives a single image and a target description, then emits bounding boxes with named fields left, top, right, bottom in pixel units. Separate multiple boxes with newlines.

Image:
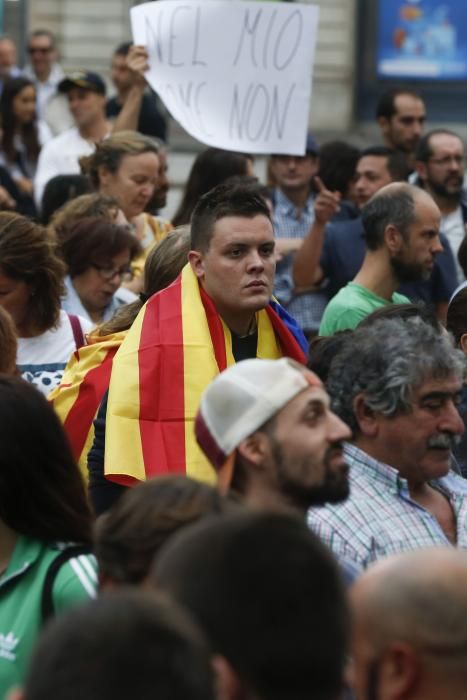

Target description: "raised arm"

left=111, top=45, right=149, bottom=134
left=293, top=177, right=341, bottom=289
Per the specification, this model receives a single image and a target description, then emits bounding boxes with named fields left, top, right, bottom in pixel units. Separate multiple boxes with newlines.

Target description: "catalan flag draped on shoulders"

left=49, top=330, right=126, bottom=479
left=105, top=263, right=307, bottom=486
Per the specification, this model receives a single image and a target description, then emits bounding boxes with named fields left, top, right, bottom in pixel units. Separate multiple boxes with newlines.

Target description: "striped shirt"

left=272, top=188, right=328, bottom=333
left=308, top=443, right=467, bottom=574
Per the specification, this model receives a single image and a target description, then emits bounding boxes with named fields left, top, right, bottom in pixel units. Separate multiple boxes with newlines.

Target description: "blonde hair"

left=79, top=130, right=160, bottom=188
left=49, top=193, right=120, bottom=239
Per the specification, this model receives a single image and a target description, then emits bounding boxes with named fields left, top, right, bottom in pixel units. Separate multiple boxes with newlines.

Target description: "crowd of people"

left=0, top=23, right=467, bottom=700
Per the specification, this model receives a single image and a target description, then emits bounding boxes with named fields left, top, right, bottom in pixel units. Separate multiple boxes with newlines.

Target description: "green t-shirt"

left=319, top=282, right=410, bottom=336
left=0, top=536, right=97, bottom=697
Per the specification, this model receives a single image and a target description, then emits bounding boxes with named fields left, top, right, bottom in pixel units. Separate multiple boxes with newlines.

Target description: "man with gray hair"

left=349, top=548, right=467, bottom=700
left=308, top=316, right=467, bottom=573
left=319, top=182, right=442, bottom=335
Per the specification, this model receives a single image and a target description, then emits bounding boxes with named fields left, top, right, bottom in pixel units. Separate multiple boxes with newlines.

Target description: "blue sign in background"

left=377, top=0, right=467, bottom=80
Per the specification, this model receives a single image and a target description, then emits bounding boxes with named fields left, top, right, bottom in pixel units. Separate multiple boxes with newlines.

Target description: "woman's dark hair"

left=0, top=212, right=65, bottom=332
left=317, top=141, right=360, bottom=198
left=359, top=302, right=443, bottom=333
left=0, top=376, right=92, bottom=542
left=447, top=287, right=467, bottom=346
left=308, top=331, right=353, bottom=383
left=97, top=226, right=190, bottom=336
left=0, top=77, right=40, bottom=165
left=172, top=148, right=253, bottom=227
left=95, top=475, right=236, bottom=586
left=40, top=174, right=93, bottom=225
left=59, top=217, right=141, bottom=277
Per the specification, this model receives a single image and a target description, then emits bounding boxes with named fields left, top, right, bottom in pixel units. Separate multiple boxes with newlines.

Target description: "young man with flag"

left=90, top=184, right=307, bottom=511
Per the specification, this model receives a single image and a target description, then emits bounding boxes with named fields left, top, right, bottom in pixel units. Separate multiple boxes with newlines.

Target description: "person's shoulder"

left=52, top=550, right=97, bottom=612
left=42, top=127, right=80, bottom=150
left=319, top=285, right=368, bottom=334
left=326, top=217, right=363, bottom=241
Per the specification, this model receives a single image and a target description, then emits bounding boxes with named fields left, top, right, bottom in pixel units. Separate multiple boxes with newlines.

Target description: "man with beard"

left=194, top=357, right=351, bottom=517
left=415, top=129, right=467, bottom=282
left=376, top=89, right=426, bottom=171
left=319, top=183, right=442, bottom=335
left=308, top=316, right=467, bottom=574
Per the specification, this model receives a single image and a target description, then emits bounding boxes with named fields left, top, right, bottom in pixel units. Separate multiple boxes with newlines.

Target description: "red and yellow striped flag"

left=105, top=264, right=307, bottom=486
left=49, top=331, right=126, bottom=479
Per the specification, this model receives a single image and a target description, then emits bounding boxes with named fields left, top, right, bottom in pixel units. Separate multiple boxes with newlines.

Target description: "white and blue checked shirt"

left=308, top=443, right=467, bottom=575
left=272, top=188, right=328, bottom=333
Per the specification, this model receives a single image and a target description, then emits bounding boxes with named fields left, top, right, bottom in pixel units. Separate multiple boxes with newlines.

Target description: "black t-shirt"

left=231, top=331, right=258, bottom=362
left=106, top=91, right=167, bottom=142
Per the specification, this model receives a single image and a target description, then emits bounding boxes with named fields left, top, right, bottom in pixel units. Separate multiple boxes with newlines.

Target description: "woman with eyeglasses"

left=0, top=77, right=52, bottom=216
left=60, top=217, right=141, bottom=324
left=0, top=212, right=92, bottom=395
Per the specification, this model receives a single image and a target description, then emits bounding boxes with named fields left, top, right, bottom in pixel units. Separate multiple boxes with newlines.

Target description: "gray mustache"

left=427, top=433, right=461, bottom=450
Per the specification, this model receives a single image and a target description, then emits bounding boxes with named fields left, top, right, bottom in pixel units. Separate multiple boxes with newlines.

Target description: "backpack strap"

left=68, top=313, right=85, bottom=350
left=41, top=545, right=92, bottom=623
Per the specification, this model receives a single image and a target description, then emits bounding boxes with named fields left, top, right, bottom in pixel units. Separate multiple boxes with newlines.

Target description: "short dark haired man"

left=376, top=88, right=426, bottom=168
left=106, top=42, right=167, bottom=142
left=319, top=183, right=443, bottom=335
left=269, top=135, right=341, bottom=336
left=103, top=184, right=307, bottom=489
left=23, top=30, right=64, bottom=121
left=350, top=548, right=467, bottom=700
left=153, top=511, right=350, bottom=700
left=293, top=148, right=456, bottom=320
left=416, top=128, right=467, bottom=283
left=309, top=316, right=467, bottom=573
left=15, top=591, right=215, bottom=700
left=34, top=71, right=110, bottom=207
left=195, top=357, right=351, bottom=516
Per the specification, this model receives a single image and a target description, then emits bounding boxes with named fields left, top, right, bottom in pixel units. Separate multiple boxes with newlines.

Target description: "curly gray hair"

left=327, top=317, right=466, bottom=434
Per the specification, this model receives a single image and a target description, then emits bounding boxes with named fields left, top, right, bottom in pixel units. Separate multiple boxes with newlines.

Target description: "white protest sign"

left=131, top=0, right=319, bottom=154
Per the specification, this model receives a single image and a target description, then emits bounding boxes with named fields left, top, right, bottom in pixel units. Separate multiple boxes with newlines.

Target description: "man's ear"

left=384, top=223, right=403, bottom=254
left=414, top=160, right=428, bottom=183
left=378, top=643, right=421, bottom=700
left=97, top=165, right=111, bottom=187
left=377, top=116, right=390, bottom=137
left=353, top=394, right=378, bottom=438
left=237, top=432, right=270, bottom=468
left=459, top=333, right=467, bottom=355
left=211, top=654, right=249, bottom=700
left=188, top=250, right=205, bottom=280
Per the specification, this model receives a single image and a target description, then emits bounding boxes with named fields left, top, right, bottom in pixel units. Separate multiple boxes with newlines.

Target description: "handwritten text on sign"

left=131, top=1, right=320, bottom=154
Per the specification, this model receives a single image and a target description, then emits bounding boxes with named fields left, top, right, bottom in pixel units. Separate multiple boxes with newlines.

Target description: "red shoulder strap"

left=67, top=314, right=85, bottom=349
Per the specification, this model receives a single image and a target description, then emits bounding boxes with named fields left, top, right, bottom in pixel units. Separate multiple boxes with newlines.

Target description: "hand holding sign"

left=131, top=1, right=320, bottom=154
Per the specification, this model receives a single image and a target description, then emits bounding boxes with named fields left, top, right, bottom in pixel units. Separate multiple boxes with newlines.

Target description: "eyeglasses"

left=429, top=155, right=464, bottom=167
left=28, top=47, right=52, bottom=55
left=92, top=263, right=131, bottom=281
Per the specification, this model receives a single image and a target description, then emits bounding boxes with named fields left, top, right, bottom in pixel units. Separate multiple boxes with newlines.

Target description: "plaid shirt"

left=272, top=188, right=328, bottom=333
left=308, top=443, right=467, bottom=574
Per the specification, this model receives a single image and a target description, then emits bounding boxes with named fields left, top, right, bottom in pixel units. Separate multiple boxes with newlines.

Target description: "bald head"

left=361, top=181, right=440, bottom=252
left=351, top=549, right=467, bottom=697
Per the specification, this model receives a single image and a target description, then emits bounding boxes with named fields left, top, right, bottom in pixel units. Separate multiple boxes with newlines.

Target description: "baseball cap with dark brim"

left=58, top=71, right=106, bottom=96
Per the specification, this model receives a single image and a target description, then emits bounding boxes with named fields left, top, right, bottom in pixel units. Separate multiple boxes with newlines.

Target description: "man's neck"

left=219, top=309, right=257, bottom=338
left=116, top=88, right=130, bottom=105
left=243, top=479, right=307, bottom=519
left=353, top=251, right=399, bottom=301
left=0, top=520, right=17, bottom=574
left=279, top=186, right=310, bottom=210
left=79, top=117, right=109, bottom=142
left=35, top=65, right=52, bottom=83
